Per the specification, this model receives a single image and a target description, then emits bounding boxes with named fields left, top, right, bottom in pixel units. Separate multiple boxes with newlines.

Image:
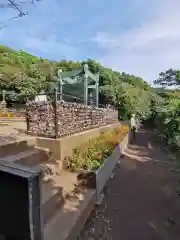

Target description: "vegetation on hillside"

left=0, top=44, right=158, bottom=120
left=0, top=44, right=179, bottom=151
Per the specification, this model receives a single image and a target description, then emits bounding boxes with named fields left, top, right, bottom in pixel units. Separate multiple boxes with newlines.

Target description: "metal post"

left=84, top=73, right=88, bottom=105
left=58, top=69, right=63, bottom=101
left=59, top=77, right=63, bottom=101
left=89, top=92, right=93, bottom=106
left=96, top=75, right=99, bottom=108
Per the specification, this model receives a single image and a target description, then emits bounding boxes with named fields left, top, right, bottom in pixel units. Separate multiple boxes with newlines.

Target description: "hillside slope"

left=0, top=44, right=159, bottom=119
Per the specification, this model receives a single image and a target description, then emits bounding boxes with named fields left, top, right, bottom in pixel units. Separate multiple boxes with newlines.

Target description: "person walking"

left=130, top=113, right=138, bottom=142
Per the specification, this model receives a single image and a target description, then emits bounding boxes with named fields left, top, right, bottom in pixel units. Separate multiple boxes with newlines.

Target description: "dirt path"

left=0, top=121, right=27, bottom=144
left=79, top=129, right=180, bottom=240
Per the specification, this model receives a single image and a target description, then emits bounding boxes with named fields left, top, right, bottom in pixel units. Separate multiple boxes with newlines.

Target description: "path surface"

left=0, top=120, right=27, bottom=144
left=80, top=129, right=180, bottom=240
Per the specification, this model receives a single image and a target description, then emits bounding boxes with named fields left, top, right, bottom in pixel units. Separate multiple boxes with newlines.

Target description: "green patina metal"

left=56, top=64, right=99, bottom=107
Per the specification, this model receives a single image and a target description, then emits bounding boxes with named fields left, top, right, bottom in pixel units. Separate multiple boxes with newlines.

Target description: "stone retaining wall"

left=26, top=101, right=118, bottom=138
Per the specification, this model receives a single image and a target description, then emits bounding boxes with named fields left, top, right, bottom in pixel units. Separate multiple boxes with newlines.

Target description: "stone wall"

left=26, top=101, right=118, bottom=138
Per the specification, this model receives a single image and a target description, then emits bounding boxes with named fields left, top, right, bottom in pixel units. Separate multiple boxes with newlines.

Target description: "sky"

left=0, top=0, right=180, bottom=84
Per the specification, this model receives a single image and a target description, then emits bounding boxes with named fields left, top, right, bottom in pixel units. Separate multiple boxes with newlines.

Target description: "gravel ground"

left=79, top=129, right=180, bottom=240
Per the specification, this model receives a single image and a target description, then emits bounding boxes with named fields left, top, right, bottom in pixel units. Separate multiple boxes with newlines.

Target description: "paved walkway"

left=80, top=129, right=180, bottom=240
left=0, top=121, right=27, bottom=144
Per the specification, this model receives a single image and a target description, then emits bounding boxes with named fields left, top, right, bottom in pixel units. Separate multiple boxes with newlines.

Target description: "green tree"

left=154, top=69, right=180, bottom=87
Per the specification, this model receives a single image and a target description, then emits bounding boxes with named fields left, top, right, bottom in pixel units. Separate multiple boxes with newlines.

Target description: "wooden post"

left=53, top=88, right=58, bottom=139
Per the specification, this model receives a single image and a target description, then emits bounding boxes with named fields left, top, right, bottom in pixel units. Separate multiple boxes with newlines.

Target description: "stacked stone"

left=56, top=102, right=93, bottom=136
left=26, top=101, right=55, bottom=137
left=91, top=108, right=104, bottom=126
left=26, top=101, right=118, bottom=138
left=103, top=108, right=118, bottom=124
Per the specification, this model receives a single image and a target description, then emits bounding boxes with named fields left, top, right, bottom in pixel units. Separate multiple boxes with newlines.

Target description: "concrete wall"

left=26, top=101, right=118, bottom=138
left=35, top=122, right=120, bottom=169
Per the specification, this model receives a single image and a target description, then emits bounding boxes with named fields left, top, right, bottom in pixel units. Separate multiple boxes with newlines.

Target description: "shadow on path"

left=80, top=129, right=180, bottom=240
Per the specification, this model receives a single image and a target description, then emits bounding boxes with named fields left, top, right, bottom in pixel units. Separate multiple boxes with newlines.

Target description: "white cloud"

left=92, top=0, right=180, bottom=84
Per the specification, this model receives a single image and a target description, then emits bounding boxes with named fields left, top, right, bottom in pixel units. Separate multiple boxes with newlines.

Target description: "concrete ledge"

left=0, top=138, right=36, bottom=158
left=36, top=123, right=121, bottom=166
left=44, top=189, right=96, bottom=240
left=0, top=117, right=25, bottom=122
left=66, top=190, right=96, bottom=240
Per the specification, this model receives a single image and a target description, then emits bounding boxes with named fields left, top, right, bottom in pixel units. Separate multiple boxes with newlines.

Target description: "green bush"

left=153, top=98, right=180, bottom=151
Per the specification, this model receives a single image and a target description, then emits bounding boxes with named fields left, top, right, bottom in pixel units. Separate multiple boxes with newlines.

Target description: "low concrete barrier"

left=77, top=133, right=129, bottom=203
left=35, top=122, right=121, bottom=166
left=95, top=134, right=128, bottom=202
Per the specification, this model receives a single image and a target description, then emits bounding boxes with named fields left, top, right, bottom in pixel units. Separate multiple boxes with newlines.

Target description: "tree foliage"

left=153, top=97, right=180, bottom=150
left=154, top=68, right=180, bottom=87
left=0, top=44, right=161, bottom=120
left=82, top=59, right=154, bottom=119
left=152, top=69, right=180, bottom=150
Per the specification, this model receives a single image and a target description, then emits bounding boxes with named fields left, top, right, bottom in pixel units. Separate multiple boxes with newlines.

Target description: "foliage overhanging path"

left=152, top=68, right=180, bottom=151
left=79, top=129, right=180, bottom=240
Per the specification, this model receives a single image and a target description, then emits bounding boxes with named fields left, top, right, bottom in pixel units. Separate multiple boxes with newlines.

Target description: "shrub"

left=153, top=98, right=180, bottom=151
left=68, top=125, right=129, bottom=171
